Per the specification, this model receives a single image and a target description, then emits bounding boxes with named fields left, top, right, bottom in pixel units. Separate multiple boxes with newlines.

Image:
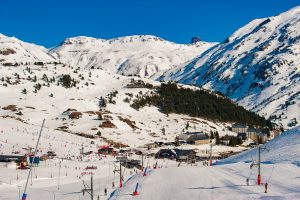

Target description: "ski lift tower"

left=209, top=141, right=215, bottom=166
left=256, top=145, right=268, bottom=185
left=113, top=159, right=123, bottom=187
left=82, top=174, right=94, bottom=200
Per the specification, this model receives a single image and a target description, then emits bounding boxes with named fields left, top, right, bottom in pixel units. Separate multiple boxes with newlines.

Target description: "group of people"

left=202, top=160, right=211, bottom=166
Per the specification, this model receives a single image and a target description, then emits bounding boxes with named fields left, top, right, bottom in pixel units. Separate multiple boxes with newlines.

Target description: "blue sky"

left=0, top=0, right=299, bottom=47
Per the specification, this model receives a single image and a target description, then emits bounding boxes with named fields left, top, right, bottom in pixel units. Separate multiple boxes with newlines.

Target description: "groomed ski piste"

left=1, top=124, right=300, bottom=199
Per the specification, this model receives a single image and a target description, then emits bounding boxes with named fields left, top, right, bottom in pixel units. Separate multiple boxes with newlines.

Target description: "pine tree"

left=210, top=131, right=215, bottom=139
left=22, top=88, right=27, bottom=94
left=42, top=74, right=48, bottom=82
left=215, top=131, right=220, bottom=145
left=161, top=128, right=166, bottom=135
left=60, top=75, right=72, bottom=88
left=175, top=135, right=180, bottom=146
left=185, top=122, right=190, bottom=129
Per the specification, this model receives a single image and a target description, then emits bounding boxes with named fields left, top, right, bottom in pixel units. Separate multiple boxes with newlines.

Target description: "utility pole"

left=80, top=144, right=84, bottom=155
left=58, top=159, right=61, bottom=190
left=120, top=159, right=122, bottom=188
left=82, top=174, right=94, bottom=200
left=22, top=119, right=45, bottom=200
left=91, top=175, right=93, bottom=200
left=80, top=144, right=84, bottom=161
left=18, top=186, right=21, bottom=200
left=52, top=191, right=56, bottom=200
left=257, top=146, right=261, bottom=185
left=113, top=160, right=123, bottom=188
left=209, top=143, right=213, bottom=166
left=141, top=154, right=144, bottom=171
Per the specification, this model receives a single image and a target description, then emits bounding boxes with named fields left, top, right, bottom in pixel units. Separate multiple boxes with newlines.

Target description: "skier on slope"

left=246, top=178, right=249, bottom=186
left=104, top=188, right=107, bottom=196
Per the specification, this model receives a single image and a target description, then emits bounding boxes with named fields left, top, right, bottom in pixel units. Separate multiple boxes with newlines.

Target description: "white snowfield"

left=2, top=159, right=300, bottom=200
left=109, top=163, right=300, bottom=200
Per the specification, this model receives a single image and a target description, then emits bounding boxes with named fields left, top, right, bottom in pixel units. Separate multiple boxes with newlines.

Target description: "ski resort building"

left=246, top=128, right=257, bottom=140
left=237, top=132, right=247, bottom=140
left=0, top=154, right=27, bottom=163
left=145, top=143, right=158, bottom=149
left=231, top=123, right=248, bottom=134
left=155, top=149, right=197, bottom=161
left=220, top=135, right=234, bottom=145
left=270, top=129, right=282, bottom=138
left=155, top=149, right=177, bottom=159
left=174, top=149, right=197, bottom=161
left=178, top=132, right=210, bottom=145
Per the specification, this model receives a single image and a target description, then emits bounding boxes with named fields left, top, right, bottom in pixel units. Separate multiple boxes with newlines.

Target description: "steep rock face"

left=50, top=35, right=216, bottom=78
left=157, top=7, right=300, bottom=128
left=0, top=34, right=55, bottom=65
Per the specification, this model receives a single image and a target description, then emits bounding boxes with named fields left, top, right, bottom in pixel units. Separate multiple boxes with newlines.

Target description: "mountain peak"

left=108, top=35, right=165, bottom=44
left=285, top=5, right=300, bottom=14
left=0, top=33, right=6, bottom=38
left=60, top=36, right=106, bottom=46
left=50, top=34, right=216, bottom=78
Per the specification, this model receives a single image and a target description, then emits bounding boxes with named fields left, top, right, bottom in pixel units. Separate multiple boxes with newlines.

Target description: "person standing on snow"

left=264, top=182, right=268, bottom=193
left=246, top=178, right=249, bottom=186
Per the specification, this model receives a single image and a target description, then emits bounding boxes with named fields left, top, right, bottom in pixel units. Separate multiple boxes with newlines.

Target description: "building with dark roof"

left=178, top=132, right=210, bottom=145
left=232, top=123, right=248, bottom=134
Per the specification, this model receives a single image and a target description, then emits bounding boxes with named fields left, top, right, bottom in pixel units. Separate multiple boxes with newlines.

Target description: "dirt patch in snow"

left=100, top=136, right=129, bottom=148
left=2, top=105, right=17, bottom=111
left=0, top=115, right=27, bottom=124
left=69, top=112, right=82, bottom=119
left=118, top=116, right=139, bottom=129
left=0, top=48, right=16, bottom=55
left=99, top=120, right=116, bottom=128
left=84, top=110, right=111, bottom=115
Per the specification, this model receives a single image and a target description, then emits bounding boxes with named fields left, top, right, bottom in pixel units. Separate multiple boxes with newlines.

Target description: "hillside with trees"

left=131, top=83, right=270, bottom=127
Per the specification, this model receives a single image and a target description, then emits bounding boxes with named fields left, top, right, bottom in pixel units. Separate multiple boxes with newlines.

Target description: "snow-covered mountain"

left=157, top=6, right=300, bottom=129
left=50, top=35, right=216, bottom=78
left=1, top=7, right=299, bottom=130
left=0, top=34, right=55, bottom=65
